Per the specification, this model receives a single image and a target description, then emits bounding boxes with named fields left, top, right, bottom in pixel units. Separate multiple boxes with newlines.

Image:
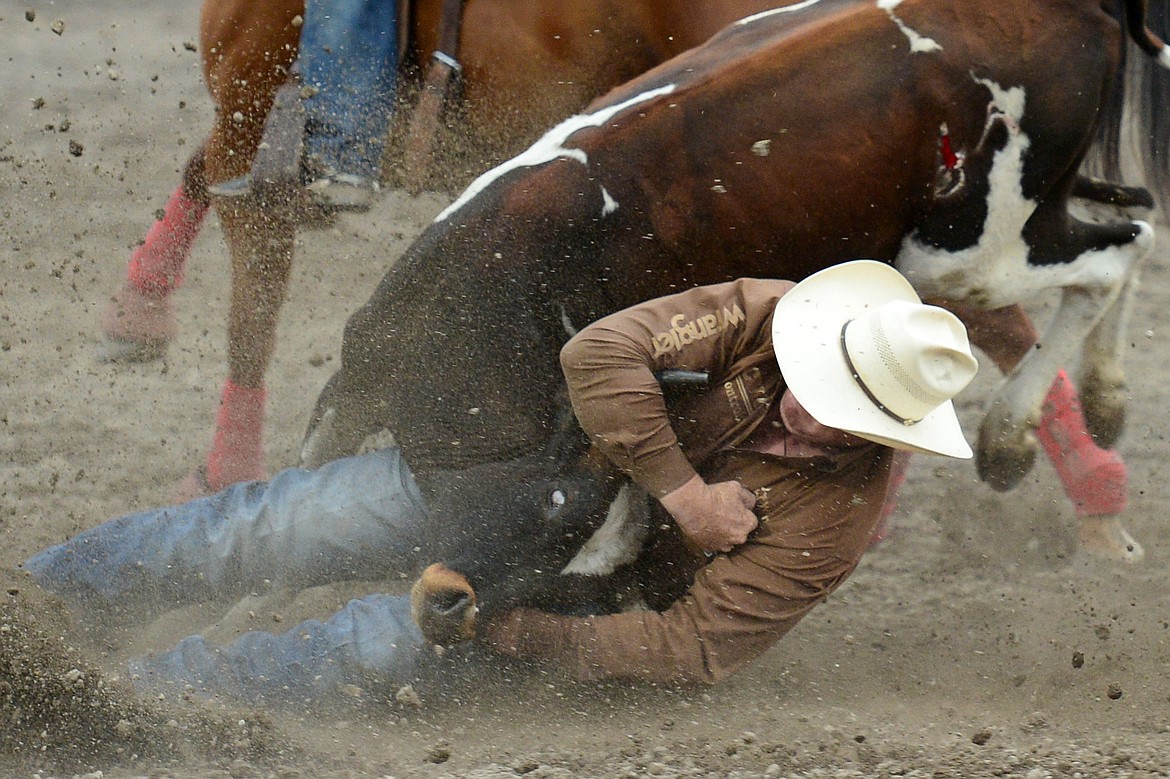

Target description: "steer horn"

left=410, top=563, right=480, bottom=646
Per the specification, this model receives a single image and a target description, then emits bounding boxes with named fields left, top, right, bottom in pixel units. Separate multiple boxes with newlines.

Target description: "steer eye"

left=548, top=488, right=566, bottom=511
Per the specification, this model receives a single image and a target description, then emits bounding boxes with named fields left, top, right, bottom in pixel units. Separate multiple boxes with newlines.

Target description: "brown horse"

left=97, top=0, right=808, bottom=496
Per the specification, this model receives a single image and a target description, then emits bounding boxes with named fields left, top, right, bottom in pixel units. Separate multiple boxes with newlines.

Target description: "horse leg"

left=1038, top=371, right=1141, bottom=562
left=1072, top=175, right=1155, bottom=211
left=950, top=302, right=1141, bottom=563
left=98, top=147, right=211, bottom=362
left=174, top=0, right=302, bottom=497
left=1066, top=172, right=1155, bottom=445
left=181, top=194, right=297, bottom=496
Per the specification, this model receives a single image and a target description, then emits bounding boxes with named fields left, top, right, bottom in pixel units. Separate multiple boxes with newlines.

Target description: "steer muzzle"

left=410, top=563, right=480, bottom=646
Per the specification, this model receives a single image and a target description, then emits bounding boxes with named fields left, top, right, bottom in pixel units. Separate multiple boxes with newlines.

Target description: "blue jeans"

left=299, top=0, right=399, bottom=179
left=25, top=448, right=429, bottom=706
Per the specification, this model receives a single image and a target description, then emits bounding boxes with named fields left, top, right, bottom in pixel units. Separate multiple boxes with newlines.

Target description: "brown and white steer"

left=298, top=0, right=1170, bottom=643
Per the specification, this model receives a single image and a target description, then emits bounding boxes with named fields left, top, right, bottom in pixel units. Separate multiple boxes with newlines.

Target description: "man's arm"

left=560, top=278, right=793, bottom=551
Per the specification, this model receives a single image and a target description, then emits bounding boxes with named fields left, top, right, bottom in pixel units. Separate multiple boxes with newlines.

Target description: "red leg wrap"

left=1036, top=370, right=1127, bottom=517
left=205, top=380, right=268, bottom=491
left=126, top=186, right=208, bottom=298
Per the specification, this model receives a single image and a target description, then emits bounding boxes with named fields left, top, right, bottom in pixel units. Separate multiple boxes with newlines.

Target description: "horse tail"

left=1124, top=0, right=1170, bottom=63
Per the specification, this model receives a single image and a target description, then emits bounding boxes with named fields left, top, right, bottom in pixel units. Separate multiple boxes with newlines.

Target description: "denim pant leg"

left=129, top=592, right=424, bottom=706
left=24, top=448, right=427, bottom=617
left=299, top=0, right=398, bottom=177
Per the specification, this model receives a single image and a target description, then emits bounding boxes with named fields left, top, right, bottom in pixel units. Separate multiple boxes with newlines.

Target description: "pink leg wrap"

left=1036, top=370, right=1128, bottom=517
left=126, top=186, right=208, bottom=298
left=205, top=380, right=268, bottom=491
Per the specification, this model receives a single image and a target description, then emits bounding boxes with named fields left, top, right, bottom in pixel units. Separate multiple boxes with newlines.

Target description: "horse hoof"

left=95, top=335, right=169, bottom=364
left=977, top=409, right=1040, bottom=491
left=1077, top=516, right=1144, bottom=564
left=173, top=467, right=213, bottom=503
left=97, top=284, right=176, bottom=363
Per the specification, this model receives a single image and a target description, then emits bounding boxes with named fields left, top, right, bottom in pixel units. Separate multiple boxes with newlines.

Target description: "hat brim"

left=771, top=261, right=973, bottom=459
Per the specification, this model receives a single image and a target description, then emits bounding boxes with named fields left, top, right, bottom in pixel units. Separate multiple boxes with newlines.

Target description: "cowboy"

left=483, top=260, right=978, bottom=682
left=24, top=261, right=978, bottom=701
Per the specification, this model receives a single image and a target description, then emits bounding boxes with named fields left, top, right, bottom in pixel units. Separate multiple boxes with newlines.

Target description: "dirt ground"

left=3, top=2, right=1170, bottom=777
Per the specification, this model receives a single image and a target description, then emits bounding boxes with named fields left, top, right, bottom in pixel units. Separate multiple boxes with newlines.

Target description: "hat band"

left=839, top=321, right=919, bottom=427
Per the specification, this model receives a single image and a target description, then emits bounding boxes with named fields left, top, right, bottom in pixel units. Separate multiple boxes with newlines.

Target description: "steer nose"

left=410, top=563, right=480, bottom=646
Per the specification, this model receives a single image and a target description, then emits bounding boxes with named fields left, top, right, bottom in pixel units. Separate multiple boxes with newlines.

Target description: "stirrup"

left=207, top=175, right=254, bottom=199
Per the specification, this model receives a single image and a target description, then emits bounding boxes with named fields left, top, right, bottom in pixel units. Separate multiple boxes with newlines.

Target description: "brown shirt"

left=492, top=279, right=894, bottom=684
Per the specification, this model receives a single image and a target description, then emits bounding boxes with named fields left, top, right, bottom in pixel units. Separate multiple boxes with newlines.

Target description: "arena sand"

left=2, top=2, right=1169, bottom=776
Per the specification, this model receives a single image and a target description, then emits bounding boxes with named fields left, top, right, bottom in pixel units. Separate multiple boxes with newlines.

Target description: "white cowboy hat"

left=771, top=260, right=979, bottom=458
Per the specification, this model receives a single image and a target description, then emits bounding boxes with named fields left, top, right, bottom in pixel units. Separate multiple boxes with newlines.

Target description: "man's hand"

left=659, top=474, right=758, bottom=554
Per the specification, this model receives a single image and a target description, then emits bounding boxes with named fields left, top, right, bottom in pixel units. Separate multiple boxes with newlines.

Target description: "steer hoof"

left=410, top=564, right=479, bottom=647
left=1077, top=516, right=1144, bottom=564
left=976, top=419, right=1038, bottom=493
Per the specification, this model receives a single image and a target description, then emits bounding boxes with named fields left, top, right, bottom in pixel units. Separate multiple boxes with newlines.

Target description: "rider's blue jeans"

left=299, top=0, right=399, bottom=179
left=24, top=448, right=430, bottom=705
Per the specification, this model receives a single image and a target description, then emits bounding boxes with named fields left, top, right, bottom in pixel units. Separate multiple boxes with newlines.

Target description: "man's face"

left=779, top=388, right=869, bottom=449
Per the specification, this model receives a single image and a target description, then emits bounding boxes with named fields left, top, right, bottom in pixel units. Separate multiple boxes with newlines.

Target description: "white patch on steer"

left=601, top=186, right=619, bottom=216
left=896, top=82, right=1037, bottom=305
left=735, top=0, right=824, bottom=25
left=434, top=84, right=677, bottom=222
left=561, top=482, right=650, bottom=577
left=1160, top=45, right=1170, bottom=70
left=973, top=77, right=1025, bottom=123
left=896, top=75, right=1153, bottom=430
left=877, top=0, right=942, bottom=53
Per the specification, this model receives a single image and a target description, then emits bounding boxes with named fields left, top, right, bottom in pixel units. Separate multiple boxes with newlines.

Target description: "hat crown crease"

left=844, top=302, right=977, bottom=423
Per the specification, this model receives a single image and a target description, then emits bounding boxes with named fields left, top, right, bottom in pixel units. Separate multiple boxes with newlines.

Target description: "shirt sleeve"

left=560, top=278, right=794, bottom=498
